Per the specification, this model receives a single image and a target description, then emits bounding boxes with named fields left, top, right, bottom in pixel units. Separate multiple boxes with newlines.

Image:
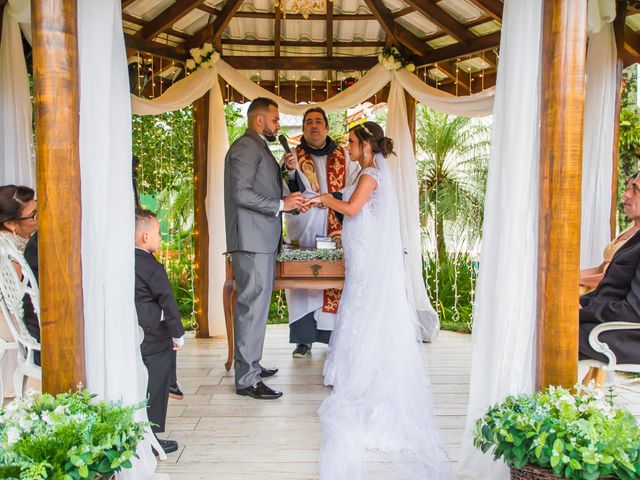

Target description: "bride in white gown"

left=304, top=122, right=451, bottom=479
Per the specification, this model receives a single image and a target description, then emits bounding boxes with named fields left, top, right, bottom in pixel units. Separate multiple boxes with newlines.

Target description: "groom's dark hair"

left=248, top=97, right=278, bottom=118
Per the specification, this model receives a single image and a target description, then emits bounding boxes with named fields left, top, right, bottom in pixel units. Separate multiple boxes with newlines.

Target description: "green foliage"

left=617, top=67, right=640, bottom=231
left=474, top=384, right=640, bottom=479
left=415, top=105, right=489, bottom=259
left=424, top=253, right=476, bottom=333
left=0, top=390, right=146, bottom=480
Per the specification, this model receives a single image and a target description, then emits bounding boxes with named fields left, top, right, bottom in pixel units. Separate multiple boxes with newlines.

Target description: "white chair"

left=0, top=238, right=41, bottom=398
left=581, top=322, right=640, bottom=389
left=0, top=336, right=18, bottom=399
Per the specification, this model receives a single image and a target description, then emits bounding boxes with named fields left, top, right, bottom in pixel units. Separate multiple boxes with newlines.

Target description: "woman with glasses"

left=0, top=185, right=40, bottom=398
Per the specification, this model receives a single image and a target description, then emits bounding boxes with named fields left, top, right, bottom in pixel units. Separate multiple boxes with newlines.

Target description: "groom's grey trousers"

left=232, top=251, right=276, bottom=389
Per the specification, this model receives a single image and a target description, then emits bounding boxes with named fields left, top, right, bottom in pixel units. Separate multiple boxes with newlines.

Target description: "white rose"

left=185, top=59, right=197, bottom=70
left=394, top=60, right=402, bottom=70
left=203, top=42, right=214, bottom=53
left=406, top=63, right=415, bottom=73
left=189, top=47, right=201, bottom=60
left=211, top=51, right=221, bottom=64
left=6, top=427, right=20, bottom=445
left=378, top=53, right=384, bottom=63
left=54, top=405, right=66, bottom=415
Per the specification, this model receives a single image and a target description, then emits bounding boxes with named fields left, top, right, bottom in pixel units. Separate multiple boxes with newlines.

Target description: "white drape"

left=77, top=1, right=163, bottom=478
left=130, top=59, right=494, bottom=339
left=581, top=3, right=617, bottom=268
left=457, top=1, right=543, bottom=479
left=0, top=0, right=34, bottom=187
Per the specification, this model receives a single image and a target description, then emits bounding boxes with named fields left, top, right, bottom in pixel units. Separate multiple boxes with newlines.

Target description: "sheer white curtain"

left=77, top=1, right=163, bottom=478
left=0, top=0, right=34, bottom=187
left=457, top=1, right=543, bottom=479
left=581, top=1, right=617, bottom=268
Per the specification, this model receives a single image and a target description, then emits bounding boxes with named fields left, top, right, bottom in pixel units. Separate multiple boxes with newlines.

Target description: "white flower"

left=54, top=405, right=67, bottom=415
left=202, top=59, right=213, bottom=69
left=41, top=411, right=54, bottom=425
left=406, top=63, right=416, bottom=73
left=189, top=47, right=202, bottom=60
left=210, top=51, right=221, bottom=64
left=394, top=60, right=402, bottom=70
left=6, top=427, right=20, bottom=445
left=203, top=42, right=214, bottom=53
left=185, top=59, right=197, bottom=70
left=378, top=53, right=384, bottom=63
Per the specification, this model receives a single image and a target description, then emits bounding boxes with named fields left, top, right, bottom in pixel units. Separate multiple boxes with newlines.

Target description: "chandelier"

left=274, top=0, right=333, bottom=19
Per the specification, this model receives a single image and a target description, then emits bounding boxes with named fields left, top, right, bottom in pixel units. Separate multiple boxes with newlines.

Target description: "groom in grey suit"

left=224, top=97, right=305, bottom=399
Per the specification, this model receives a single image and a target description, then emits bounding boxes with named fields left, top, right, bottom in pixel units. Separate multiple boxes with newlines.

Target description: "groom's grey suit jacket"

left=224, top=129, right=283, bottom=254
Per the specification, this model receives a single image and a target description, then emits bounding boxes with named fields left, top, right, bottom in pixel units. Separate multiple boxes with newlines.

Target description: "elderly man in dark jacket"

left=579, top=174, right=640, bottom=365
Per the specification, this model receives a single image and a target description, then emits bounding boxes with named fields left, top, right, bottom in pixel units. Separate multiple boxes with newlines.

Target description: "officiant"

left=282, top=108, right=359, bottom=358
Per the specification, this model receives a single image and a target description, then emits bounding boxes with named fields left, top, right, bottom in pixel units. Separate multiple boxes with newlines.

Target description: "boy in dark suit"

left=135, top=209, right=185, bottom=455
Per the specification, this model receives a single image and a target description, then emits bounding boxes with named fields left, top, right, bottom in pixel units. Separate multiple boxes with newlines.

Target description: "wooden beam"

left=193, top=93, right=210, bottom=339
left=403, top=0, right=475, bottom=43
left=435, top=62, right=471, bottom=94
left=611, top=1, right=627, bottom=237
left=415, top=31, right=500, bottom=66
left=624, top=25, right=640, bottom=57
left=124, top=33, right=186, bottom=61
left=121, top=0, right=136, bottom=9
left=536, top=0, right=587, bottom=390
left=392, top=6, right=415, bottom=18
left=222, top=38, right=384, bottom=48
left=465, top=0, right=503, bottom=22
left=222, top=55, right=378, bottom=70
left=138, top=0, right=205, bottom=40
left=187, top=0, right=244, bottom=50
left=363, top=0, right=427, bottom=56
left=32, top=0, right=86, bottom=394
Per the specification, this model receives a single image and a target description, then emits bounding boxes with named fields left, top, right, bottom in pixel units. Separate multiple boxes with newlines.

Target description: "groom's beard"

left=263, top=126, right=277, bottom=143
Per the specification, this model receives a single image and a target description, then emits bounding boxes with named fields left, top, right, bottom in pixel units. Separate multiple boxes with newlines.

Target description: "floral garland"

left=186, top=42, right=220, bottom=71
left=277, top=248, right=344, bottom=262
left=378, top=47, right=416, bottom=72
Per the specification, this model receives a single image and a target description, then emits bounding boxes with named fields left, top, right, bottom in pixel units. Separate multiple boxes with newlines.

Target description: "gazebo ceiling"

left=118, top=0, right=640, bottom=100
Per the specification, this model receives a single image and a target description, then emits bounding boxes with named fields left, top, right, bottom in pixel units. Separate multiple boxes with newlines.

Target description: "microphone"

left=278, top=134, right=292, bottom=154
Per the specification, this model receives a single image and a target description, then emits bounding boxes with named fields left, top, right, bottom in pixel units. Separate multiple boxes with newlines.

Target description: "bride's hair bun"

left=378, top=137, right=394, bottom=158
left=351, top=121, right=395, bottom=158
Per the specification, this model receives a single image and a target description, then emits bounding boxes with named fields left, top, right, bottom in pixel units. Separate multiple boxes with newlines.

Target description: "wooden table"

left=222, top=255, right=344, bottom=370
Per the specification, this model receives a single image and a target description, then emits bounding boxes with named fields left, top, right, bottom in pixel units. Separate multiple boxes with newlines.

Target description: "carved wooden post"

left=193, top=93, right=210, bottom=338
left=537, top=0, right=587, bottom=389
left=32, top=0, right=86, bottom=392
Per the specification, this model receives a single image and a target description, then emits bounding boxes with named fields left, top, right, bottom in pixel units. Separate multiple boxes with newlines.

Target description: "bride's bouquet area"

left=0, top=389, right=146, bottom=480
left=473, top=383, right=640, bottom=480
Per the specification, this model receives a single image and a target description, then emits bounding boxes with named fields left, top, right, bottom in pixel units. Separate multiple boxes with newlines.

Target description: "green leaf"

left=78, top=465, right=89, bottom=478
left=568, top=459, right=581, bottom=470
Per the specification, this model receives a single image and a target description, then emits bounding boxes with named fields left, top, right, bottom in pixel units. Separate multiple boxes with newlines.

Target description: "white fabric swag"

left=131, top=61, right=495, bottom=339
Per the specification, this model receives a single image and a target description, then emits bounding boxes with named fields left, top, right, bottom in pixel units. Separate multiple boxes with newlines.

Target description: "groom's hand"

left=283, top=192, right=304, bottom=212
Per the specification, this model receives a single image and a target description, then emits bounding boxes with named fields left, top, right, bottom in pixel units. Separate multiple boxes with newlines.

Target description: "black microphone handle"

left=278, top=134, right=292, bottom=154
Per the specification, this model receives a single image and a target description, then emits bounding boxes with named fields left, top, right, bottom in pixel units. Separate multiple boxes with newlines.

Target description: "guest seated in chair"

left=580, top=172, right=640, bottom=294
left=579, top=173, right=640, bottom=374
left=0, top=185, right=40, bottom=367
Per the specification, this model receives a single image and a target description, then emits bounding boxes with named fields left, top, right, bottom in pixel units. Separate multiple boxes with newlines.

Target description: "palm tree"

left=415, top=105, right=490, bottom=260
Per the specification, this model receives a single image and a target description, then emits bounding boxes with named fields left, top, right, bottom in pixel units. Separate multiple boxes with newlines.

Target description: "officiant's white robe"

left=284, top=148, right=359, bottom=330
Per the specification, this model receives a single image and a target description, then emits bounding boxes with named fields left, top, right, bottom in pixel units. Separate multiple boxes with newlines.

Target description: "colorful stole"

left=296, top=145, right=346, bottom=314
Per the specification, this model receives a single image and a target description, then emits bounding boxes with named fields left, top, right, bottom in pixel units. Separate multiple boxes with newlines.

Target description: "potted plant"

left=473, top=383, right=640, bottom=480
left=0, top=389, right=146, bottom=480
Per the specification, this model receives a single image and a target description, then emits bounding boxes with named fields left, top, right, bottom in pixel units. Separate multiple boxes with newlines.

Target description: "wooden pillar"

left=536, top=0, right=587, bottom=389
left=405, top=91, right=416, bottom=151
left=193, top=93, right=210, bottom=338
left=610, top=0, right=627, bottom=237
left=31, top=0, right=86, bottom=393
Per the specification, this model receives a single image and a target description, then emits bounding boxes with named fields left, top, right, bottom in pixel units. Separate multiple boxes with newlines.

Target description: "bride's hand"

left=303, top=195, right=326, bottom=209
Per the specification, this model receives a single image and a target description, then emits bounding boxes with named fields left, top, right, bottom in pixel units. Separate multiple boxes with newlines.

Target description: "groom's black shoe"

left=236, top=381, right=283, bottom=399
left=292, top=344, right=311, bottom=358
left=260, top=367, right=278, bottom=378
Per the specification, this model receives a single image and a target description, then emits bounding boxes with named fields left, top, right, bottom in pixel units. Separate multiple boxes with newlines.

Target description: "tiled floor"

left=155, top=325, right=640, bottom=480
left=155, top=325, right=471, bottom=479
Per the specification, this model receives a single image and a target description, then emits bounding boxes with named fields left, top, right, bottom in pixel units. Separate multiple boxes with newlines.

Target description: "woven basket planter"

left=510, top=465, right=617, bottom=480
left=510, top=465, right=563, bottom=480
